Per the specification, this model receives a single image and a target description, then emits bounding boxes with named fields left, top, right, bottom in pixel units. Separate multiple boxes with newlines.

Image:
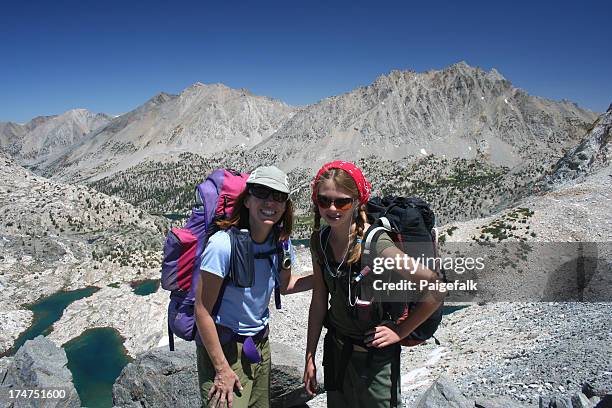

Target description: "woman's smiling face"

left=317, top=179, right=356, bottom=229
left=244, top=187, right=286, bottom=231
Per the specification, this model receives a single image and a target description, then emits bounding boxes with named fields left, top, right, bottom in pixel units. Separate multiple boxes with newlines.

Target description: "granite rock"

left=0, top=336, right=80, bottom=408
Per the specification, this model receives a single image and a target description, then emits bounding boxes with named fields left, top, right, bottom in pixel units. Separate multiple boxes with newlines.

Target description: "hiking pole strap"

left=274, top=286, right=281, bottom=309
left=168, top=322, right=175, bottom=352
left=390, top=345, right=400, bottom=407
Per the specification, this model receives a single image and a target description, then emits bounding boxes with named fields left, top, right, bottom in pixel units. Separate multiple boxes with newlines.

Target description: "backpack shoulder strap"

left=211, top=276, right=230, bottom=317
left=253, top=246, right=283, bottom=258
left=227, top=226, right=255, bottom=288
left=362, top=218, right=393, bottom=266
left=251, top=231, right=284, bottom=310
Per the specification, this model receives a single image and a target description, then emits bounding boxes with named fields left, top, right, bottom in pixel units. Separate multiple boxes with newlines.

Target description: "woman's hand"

left=208, top=364, right=243, bottom=408
left=365, top=324, right=401, bottom=348
left=303, top=358, right=318, bottom=396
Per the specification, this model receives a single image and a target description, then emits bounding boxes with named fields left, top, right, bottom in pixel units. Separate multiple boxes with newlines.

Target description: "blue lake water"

left=3, top=288, right=131, bottom=407
left=442, top=304, right=468, bottom=315
left=64, top=327, right=131, bottom=408
left=131, top=279, right=160, bottom=296
left=292, top=238, right=310, bottom=247
left=2, top=287, right=99, bottom=357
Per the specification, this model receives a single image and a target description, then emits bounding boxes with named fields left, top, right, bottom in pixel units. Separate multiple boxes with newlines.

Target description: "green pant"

left=196, top=338, right=271, bottom=408
left=324, top=333, right=402, bottom=408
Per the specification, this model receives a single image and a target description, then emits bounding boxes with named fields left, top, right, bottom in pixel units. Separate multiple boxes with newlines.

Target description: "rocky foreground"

left=1, top=306, right=609, bottom=408
left=271, top=278, right=611, bottom=408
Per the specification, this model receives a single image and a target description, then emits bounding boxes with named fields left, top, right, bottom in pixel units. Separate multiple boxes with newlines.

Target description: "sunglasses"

left=316, top=195, right=354, bottom=211
left=248, top=185, right=289, bottom=203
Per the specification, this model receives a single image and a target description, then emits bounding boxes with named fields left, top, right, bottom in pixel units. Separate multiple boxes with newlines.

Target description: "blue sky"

left=1, top=0, right=610, bottom=123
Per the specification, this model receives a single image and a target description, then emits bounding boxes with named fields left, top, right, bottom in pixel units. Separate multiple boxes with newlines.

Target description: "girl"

left=195, top=165, right=312, bottom=408
left=303, top=161, right=444, bottom=408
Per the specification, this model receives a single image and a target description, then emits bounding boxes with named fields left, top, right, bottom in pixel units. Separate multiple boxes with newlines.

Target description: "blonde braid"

left=347, top=204, right=368, bottom=264
left=313, top=206, right=322, bottom=232
left=310, top=207, right=324, bottom=263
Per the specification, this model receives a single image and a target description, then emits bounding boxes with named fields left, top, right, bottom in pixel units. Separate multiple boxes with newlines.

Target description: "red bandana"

left=311, top=161, right=372, bottom=205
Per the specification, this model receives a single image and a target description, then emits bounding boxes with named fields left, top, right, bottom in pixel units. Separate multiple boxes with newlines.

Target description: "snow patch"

left=401, top=367, right=431, bottom=391
left=426, top=346, right=449, bottom=366
left=420, top=148, right=427, bottom=156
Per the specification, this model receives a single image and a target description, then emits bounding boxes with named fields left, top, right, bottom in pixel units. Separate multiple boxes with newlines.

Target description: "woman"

left=303, top=161, right=444, bottom=407
left=195, top=165, right=312, bottom=408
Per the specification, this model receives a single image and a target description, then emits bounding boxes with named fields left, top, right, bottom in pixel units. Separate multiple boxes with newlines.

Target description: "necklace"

left=321, top=227, right=350, bottom=278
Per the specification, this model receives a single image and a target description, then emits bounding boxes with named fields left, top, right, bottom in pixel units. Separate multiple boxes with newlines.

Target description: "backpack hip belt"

left=216, top=324, right=269, bottom=364
left=216, top=323, right=270, bottom=345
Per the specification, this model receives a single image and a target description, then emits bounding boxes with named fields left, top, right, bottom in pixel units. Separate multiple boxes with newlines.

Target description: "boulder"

left=112, top=341, right=200, bottom=408
left=539, top=395, right=600, bottom=408
left=415, top=376, right=473, bottom=408
left=582, top=382, right=609, bottom=399
left=112, top=341, right=319, bottom=408
left=269, top=341, right=323, bottom=407
left=571, top=392, right=594, bottom=408
left=0, top=336, right=80, bottom=407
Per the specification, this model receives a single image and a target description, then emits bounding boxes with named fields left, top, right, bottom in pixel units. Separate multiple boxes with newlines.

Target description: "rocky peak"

left=446, top=59, right=472, bottom=73
left=26, top=114, right=56, bottom=131
left=486, top=67, right=506, bottom=82
left=189, top=81, right=206, bottom=88
left=253, top=62, right=596, bottom=170
left=179, top=81, right=260, bottom=103
left=36, top=82, right=295, bottom=182
left=0, top=122, right=27, bottom=156
left=544, top=104, right=612, bottom=187
left=1, top=109, right=111, bottom=163
left=143, top=91, right=177, bottom=109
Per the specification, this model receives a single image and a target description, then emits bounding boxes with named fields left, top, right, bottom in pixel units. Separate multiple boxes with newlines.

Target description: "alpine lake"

left=6, top=287, right=138, bottom=407
left=130, top=278, right=161, bottom=296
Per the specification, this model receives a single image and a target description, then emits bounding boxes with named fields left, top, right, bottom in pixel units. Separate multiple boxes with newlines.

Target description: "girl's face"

left=316, top=179, right=356, bottom=230
left=244, top=186, right=287, bottom=231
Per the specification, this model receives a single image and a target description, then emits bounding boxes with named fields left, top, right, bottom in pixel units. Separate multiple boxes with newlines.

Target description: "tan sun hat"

left=246, top=166, right=290, bottom=194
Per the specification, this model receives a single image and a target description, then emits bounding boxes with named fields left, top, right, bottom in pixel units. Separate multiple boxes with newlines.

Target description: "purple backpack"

left=160, top=169, right=249, bottom=351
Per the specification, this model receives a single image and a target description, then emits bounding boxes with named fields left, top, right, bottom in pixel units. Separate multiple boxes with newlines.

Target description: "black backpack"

left=363, top=196, right=445, bottom=346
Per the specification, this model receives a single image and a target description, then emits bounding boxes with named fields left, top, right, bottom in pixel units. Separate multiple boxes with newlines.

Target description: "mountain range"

left=0, top=109, right=111, bottom=162
left=253, top=63, right=596, bottom=170
left=0, top=62, right=606, bottom=223
left=25, top=84, right=295, bottom=182
left=1, top=62, right=597, bottom=184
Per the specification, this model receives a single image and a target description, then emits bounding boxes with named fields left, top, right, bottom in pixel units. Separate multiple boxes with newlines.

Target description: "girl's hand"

left=303, top=358, right=318, bottom=396
left=208, top=365, right=243, bottom=408
left=365, top=324, right=401, bottom=348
